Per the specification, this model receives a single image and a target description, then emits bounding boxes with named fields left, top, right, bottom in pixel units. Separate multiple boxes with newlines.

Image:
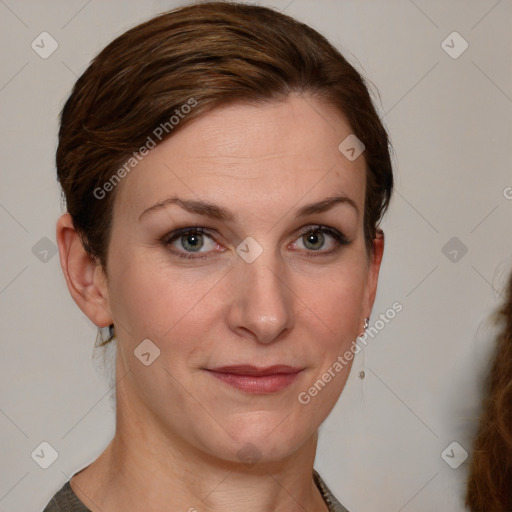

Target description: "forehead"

left=113, top=94, right=366, bottom=222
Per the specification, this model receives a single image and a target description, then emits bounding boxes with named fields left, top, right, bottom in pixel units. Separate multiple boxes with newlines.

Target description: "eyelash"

left=161, top=225, right=351, bottom=260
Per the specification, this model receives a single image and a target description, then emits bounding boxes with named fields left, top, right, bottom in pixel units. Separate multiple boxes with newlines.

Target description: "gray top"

left=42, top=469, right=349, bottom=511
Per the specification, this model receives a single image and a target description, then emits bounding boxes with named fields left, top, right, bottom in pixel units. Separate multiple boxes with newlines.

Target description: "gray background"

left=1, top=1, right=511, bottom=511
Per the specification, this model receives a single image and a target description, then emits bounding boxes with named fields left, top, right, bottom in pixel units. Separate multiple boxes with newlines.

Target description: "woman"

left=44, top=2, right=393, bottom=511
left=466, top=271, right=512, bottom=511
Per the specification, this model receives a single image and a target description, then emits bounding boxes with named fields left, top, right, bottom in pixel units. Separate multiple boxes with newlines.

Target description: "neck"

left=70, top=375, right=328, bottom=512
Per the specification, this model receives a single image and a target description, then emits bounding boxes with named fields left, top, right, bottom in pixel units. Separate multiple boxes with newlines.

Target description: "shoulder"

left=42, top=480, right=91, bottom=512
left=313, top=469, right=351, bottom=512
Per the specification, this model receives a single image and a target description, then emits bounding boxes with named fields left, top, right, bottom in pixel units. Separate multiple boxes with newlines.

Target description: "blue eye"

left=293, top=226, right=350, bottom=256
left=176, top=231, right=204, bottom=252
left=302, top=230, right=326, bottom=251
left=163, top=227, right=219, bottom=259
left=162, top=225, right=350, bottom=260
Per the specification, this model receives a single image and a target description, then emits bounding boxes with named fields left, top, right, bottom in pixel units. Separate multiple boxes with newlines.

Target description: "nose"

left=226, top=248, right=294, bottom=344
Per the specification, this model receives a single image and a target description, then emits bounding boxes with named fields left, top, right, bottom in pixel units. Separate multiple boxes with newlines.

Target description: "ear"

left=363, top=229, right=385, bottom=319
left=56, top=213, right=113, bottom=328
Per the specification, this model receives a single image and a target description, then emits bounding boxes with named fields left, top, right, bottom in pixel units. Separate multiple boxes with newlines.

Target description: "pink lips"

left=206, top=365, right=303, bottom=394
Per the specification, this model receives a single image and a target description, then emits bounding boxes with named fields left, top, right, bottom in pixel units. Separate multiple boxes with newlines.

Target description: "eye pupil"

left=182, top=233, right=203, bottom=252
left=304, top=231, right=324, bottom=250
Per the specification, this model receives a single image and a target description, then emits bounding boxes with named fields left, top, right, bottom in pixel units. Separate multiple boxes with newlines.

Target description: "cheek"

left=107, top=250, right=219, bottom=340
left=297, top=265, right=367, bottom=336
left=295, top=270, right=366, bottom=412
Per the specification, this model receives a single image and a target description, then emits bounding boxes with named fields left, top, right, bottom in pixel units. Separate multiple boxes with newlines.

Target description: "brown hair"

left=56, top=1, right=394, bottom=345
left=466, top=270, right=512, bottom=511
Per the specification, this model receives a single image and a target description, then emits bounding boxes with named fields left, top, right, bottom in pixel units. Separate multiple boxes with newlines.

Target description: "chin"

left=197, top=414, right=316, bottom=466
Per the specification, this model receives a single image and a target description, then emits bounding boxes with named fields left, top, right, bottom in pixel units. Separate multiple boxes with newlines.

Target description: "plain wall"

left=1, top=1, right=511, bottom=511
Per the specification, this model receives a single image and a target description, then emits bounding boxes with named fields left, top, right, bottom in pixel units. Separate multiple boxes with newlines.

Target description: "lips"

left=208, top=365, right=302, bottom=376
left=205, top=365, right=304, bottom=394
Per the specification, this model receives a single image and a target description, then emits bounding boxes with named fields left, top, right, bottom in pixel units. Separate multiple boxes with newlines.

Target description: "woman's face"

left=100, top=94, right=382, bottom=463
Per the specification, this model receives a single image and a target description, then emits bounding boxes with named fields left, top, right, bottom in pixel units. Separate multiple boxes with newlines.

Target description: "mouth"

left=205, top=365, right=304, bottom=394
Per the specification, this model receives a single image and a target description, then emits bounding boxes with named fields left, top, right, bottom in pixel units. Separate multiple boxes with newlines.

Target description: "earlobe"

left=56, top=213, right=113, bottom=328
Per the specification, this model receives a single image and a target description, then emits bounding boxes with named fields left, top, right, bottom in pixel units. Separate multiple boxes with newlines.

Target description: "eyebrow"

left=139, top=194, right=358, bottom=222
